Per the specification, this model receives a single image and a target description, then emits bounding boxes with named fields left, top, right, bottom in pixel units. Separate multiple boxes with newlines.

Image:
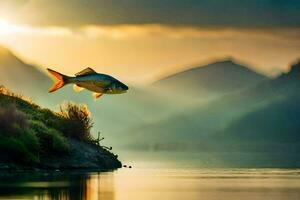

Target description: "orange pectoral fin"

left=93, top=93, right=103, bottom=100
left=73, top=84, right=84, bottom=92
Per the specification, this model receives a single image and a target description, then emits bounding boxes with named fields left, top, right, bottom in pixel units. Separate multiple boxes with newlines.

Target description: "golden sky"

left=0, top=0, right=299, bottom=84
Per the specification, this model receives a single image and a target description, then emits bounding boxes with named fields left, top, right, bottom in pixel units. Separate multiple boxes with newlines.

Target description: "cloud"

left=3, top=21, right=299, bottom=45
left=9, top=0, right=300, bottom=28
left=80, top=25, right=300, bottom=43
left=0, top=22, right=299, bottom=84
left=82, top=25, right=227, bottom=39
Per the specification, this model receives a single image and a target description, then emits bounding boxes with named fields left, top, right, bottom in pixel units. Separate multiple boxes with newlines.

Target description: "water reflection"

left=0, top=172, right=114, bottom=200
left=1, top=168, right=300, bottom=200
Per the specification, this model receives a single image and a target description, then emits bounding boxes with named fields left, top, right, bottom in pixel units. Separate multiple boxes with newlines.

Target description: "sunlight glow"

left=0, top=19, right=72, bottom=36
left=0, top=19, right=22, bottom=34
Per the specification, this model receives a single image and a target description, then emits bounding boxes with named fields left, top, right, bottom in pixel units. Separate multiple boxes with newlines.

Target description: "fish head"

left=107, top=80, right=129, bottom=94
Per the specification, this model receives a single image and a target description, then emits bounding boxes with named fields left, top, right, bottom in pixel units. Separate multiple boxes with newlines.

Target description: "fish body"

left=47, top=67, right=129, bottom=99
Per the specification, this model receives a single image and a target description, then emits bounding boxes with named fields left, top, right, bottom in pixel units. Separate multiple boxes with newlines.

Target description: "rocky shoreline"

left=0, top=138, right=122, bottom=172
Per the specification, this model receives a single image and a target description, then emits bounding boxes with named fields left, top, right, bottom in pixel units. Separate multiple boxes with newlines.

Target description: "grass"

left=59, top=102, right=94, bottom=141
left=0, top=86, right=95, bottom=166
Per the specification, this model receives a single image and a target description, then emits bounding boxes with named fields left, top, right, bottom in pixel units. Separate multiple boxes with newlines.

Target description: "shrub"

left=30, top=120, right=69, bottom=155
left=51, top=129, right=69, bottom=153
left=0, top=102, right=40, bottom=165
left=34, top=108, right=66, bottom=133
left=0, top=105, right=28, bottom=136
left=59, top=102, right=94, bottom=141
left=19, top=128, right=40, bottom=153
left=0, top=136, right=39, bottom=165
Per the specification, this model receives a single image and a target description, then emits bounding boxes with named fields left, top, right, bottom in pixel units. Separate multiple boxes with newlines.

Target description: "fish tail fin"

left=47, top=68, right=68, bottom=93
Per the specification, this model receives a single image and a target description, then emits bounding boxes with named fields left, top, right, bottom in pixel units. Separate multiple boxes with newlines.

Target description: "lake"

left=0, top=151, right=300, bottom=200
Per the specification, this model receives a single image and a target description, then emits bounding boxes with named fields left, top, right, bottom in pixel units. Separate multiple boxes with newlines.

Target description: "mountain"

left=122, top=60, right=300, bottom=152
left=221, top=60, right=300, bottom=143
left=152, top=59, right=268, bottom=98
left=0, top=46, right=50, bottom=99
left=118, top=61, right=300, bottom=167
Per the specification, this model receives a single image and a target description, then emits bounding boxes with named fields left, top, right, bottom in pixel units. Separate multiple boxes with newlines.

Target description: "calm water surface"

left=1, top=152, right=300, bottom=200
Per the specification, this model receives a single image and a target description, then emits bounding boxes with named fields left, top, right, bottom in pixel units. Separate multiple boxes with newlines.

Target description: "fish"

left=47, top=67, right=129, bottom=99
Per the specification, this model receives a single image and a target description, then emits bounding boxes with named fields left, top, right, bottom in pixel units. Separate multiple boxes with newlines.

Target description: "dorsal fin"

left=75, top=67, right=96, bottom=76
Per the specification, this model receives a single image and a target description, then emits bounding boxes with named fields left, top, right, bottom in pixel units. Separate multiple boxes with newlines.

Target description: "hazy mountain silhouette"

left=123, top=60, right=300, bottom=157
left=0, top=45, right=50, bottom=98
left=221, top=61, right=300, bottom=144
left=152, top=59, right=268, bottom=98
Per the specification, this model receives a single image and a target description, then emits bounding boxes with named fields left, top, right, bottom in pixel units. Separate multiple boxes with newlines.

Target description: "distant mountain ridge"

left=123, top=60, right=300, bottom=154
left=152, top=59, right=268, bottom=97
left=221, top=60, right=300, bottom=143
left=0, top=45, right=50, bottom=97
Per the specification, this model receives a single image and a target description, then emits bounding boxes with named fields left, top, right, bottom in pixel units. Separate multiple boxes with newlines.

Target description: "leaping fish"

left=47, top=67, right=129, bottom=99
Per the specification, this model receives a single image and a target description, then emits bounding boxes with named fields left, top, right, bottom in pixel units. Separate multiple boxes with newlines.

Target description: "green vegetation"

left=0, top=86, right=95, bottom=166
left=60, top=102, right=93, bottom=141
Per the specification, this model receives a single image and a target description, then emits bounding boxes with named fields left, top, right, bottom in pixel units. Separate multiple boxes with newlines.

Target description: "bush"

left=59, top=102, right=94, bottom=141
left=30, top=120, right=69, bottom=155
left=0, top=136, right=39, bottom=165
left=0, top=103, right=40, bottom=165
left=19, top=128, right=40, bottom=153
left=0, top=105, right=28, bottom=136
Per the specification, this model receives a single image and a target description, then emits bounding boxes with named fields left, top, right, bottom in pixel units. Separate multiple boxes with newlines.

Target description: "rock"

left=38, top=138, right=122, bottom=171
left=0, top=138, right=122, bottom=172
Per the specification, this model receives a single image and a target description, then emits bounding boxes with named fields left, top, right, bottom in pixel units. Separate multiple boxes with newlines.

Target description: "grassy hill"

left=0, top=86, right=121, bottom=170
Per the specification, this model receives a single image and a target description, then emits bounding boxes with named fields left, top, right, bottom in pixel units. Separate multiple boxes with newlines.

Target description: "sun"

left=0, top=19, right=21, bottom=34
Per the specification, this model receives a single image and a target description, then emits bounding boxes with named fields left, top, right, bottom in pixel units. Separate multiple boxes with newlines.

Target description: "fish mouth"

left=121, top=83, right=129, bottom=91
left=121, top=86, right=129, bottom=93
